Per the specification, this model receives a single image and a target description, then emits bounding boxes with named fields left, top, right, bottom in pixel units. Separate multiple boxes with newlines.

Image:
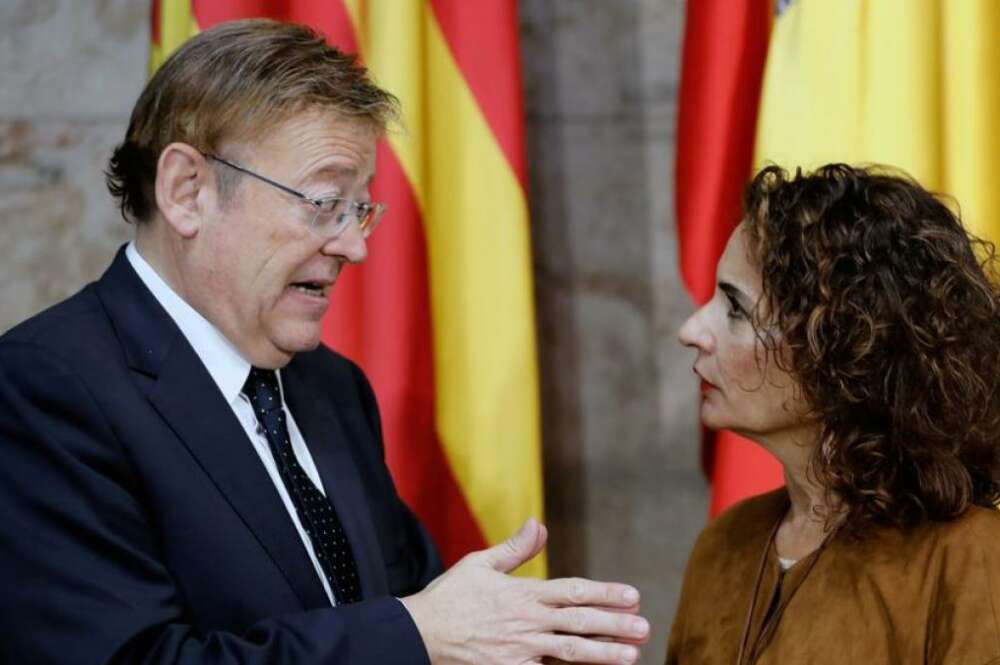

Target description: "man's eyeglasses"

left=205, top=154, right=385, bottom=240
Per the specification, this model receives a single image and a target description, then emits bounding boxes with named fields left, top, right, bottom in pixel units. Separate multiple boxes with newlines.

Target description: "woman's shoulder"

left=908, top=506, right=1000, bottom=654
left=689, top=488, right=789, bottom=560
left=930, top=504, right=1000, bottom=548
left=864, top=505, right=1000, bottom=583
left=895, top=504, right=1000, bottom=549
left=958, top=503, right=1000, bottom=529
left=706, top=487, right=788, bottom=533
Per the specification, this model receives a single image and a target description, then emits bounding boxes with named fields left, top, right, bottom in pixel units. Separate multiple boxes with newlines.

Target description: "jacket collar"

left=123, top=241, right=251, bottom=404
left=94, top=246, right=335, bottom=609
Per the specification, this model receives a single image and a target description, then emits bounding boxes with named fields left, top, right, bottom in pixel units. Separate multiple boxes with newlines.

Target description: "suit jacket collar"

left=124, top=241, right=250, bottom=404
left=93, top=247, right=337, bottom=609
left=95, top=245, right=178, bottom=379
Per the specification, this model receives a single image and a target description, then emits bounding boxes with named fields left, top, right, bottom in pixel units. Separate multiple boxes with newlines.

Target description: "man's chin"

left=244, top=324, right=324, bottom=369
left=272, top=327, right=324, bottom=357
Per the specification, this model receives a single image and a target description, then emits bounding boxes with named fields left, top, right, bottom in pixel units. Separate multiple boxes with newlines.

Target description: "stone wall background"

left=0, top=2, right=704, bottom=663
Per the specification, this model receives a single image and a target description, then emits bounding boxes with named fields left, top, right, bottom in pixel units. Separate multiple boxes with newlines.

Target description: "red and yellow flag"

left=151, top=0, right=545, bottom=577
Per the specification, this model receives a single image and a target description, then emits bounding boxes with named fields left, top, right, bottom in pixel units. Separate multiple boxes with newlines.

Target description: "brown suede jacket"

left=666, top=489, right=1000, bottom=665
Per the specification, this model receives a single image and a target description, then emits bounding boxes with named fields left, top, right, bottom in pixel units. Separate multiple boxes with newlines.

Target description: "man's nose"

left=322, top=222, right=368, bottom=264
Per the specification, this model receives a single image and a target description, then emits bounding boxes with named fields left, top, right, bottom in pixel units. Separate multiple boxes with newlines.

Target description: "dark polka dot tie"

left=243, top=367, right=362, bottom=605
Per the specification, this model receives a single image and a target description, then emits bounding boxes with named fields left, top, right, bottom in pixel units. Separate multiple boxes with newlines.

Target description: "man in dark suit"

left=0, top=18, right=648, bottom=665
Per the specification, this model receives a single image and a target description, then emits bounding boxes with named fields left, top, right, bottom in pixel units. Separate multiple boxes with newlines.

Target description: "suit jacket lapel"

left=282, top=363, right=390, bottom=599
left=95, top=247, right=331, bottom=611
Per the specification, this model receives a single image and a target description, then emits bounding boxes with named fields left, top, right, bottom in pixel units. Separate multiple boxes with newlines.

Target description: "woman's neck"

left=782, top=458, right=826, bottom=525
left=755, top=426, right=838, bottom=561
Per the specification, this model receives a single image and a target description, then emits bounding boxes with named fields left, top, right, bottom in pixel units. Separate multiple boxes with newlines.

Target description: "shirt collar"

left=126, top=241, right=252, bottom=404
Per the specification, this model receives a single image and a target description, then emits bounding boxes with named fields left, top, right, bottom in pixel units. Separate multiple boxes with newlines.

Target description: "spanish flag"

left=678, top=0, right=1000, bottom=516
left=151, top=0, right=545, bottom=577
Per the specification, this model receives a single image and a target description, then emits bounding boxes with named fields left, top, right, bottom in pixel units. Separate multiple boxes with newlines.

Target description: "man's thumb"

left=483, top=518, right=547, bottom=573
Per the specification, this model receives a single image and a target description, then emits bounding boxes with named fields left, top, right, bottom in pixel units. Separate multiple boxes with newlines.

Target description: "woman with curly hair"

left=667, top=164, right=1000, bottom=665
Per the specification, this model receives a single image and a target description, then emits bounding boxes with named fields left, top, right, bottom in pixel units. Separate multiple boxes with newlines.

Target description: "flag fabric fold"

left=755, top=0, right=1000, bottom=246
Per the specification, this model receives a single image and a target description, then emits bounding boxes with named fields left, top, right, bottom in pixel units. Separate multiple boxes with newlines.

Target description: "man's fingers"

left=477, top=518, right=547, bottom=573
left=539, top=634, right=640, bottom=665
left=537, top=577, right=640, bottom=608
left=547, top=606, right=650, bottom=644
left=599, top=602, right=641, bottom=615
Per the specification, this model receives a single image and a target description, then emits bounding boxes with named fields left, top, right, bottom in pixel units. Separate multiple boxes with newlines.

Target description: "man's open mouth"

left=289, top=281, right=329, bottom=298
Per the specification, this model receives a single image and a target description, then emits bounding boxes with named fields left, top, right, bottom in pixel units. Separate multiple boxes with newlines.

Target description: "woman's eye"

left=725, top=296, right=746, bottom=321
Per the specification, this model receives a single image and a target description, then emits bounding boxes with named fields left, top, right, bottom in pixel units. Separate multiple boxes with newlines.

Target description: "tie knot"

left=243, top=367, right=282, bottom=413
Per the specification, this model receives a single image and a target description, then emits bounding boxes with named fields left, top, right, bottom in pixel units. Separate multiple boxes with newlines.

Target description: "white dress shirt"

left=126, top=242, right=337, bottom=605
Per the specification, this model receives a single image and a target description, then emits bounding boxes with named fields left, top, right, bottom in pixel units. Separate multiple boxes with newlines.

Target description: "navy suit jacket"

left=0, top=248, right=443, bottom=664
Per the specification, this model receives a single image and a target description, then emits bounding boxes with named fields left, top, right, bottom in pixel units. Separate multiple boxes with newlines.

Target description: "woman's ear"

left=154, top=142, right=213, bottom=238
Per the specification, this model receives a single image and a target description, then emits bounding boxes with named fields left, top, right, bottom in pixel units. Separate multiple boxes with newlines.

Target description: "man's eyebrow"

left=719, top=280, right=752, bottom=309
left=304, top=165, right=373, bottom=190
left=310, top=165, right=354, bottom=179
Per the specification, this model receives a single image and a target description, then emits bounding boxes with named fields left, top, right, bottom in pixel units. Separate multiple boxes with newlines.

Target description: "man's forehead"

left=308, top=163, right=376, bottom=183
left=241, top=108, right=377, bottom=150
left=233, top=110, right=378, bottom=182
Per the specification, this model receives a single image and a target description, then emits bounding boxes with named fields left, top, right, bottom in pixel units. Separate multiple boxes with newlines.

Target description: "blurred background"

left=0, top=2, right=702, bottom=663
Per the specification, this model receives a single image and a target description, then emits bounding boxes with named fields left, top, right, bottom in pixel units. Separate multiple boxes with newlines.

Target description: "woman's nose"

left=678, top=307, right=713, bottom=352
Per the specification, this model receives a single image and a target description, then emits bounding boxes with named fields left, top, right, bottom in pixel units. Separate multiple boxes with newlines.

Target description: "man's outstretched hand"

left=400, top=519, right=649, bottom=665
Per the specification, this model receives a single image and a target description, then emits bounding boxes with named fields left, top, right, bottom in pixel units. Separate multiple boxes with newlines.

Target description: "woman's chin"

left=699, top=401, right=727, bottom=431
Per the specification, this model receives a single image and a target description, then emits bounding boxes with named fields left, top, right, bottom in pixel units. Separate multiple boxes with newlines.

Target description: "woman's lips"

left=700, top=379, right=718, bottom=394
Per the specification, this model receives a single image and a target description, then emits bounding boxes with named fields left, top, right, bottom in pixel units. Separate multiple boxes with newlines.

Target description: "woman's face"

left=678, top=225, right=807, bottom=439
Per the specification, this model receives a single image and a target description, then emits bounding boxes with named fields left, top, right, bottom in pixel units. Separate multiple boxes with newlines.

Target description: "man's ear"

left=154, top=143, right=214, bottom=238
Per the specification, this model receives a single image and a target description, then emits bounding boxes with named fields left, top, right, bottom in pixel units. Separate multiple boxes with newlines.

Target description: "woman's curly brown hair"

left=743, top=163, right=1000, bottom=536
